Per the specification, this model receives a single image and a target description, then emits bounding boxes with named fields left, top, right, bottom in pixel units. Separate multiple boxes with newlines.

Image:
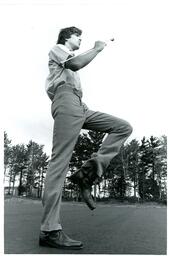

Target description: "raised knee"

left=110, top=119, right=133, bottom=136
left=116, top=121, right=133, bottom=136
left=125, top=122, right=133, bottom=135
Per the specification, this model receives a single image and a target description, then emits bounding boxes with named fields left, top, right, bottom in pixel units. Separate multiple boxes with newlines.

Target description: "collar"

left=57, top=44, right=73, bottom=55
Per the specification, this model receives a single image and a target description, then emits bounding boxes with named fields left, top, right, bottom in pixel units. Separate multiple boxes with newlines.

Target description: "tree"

left=126, top=139, right=140, bottom=198
left=69, top=133, right=91, bottom=172
left=34, top=154, right=49, bottom=198
left=68, top=131, right=105, bottom=200
left=4, top=132, right=167, bottom=202
left=155, top=136, right=167, bottom=200
left=138, top=137, right=151, bottom=200
left=26, top=141, right=49, bottom=197
left=138, top=136, right=167, bottom=201
left=105, top=146, right=127, bottom=200
left=10, top=144, right=28, bottom=195
left=4, top=132, right=12, bottom=183
left=4, top=135, right=49, bottom=198
left=146, top=136, right=161, bottom=199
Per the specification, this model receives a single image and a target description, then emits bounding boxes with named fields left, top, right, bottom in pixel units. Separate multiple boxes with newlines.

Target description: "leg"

left=82, top=109, right=133, bottom=178
left=41, top=91, right=85, bottom=232
left=69, top=107, right=133, bottom=210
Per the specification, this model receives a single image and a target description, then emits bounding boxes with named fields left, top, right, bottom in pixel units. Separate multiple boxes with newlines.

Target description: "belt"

left=56, top=84, right=83, bottom=98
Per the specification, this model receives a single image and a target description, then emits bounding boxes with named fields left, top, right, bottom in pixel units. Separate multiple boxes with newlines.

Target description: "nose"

left=78, top=39, right=81, bottom=45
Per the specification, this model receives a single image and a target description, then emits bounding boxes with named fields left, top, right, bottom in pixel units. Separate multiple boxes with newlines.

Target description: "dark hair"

left=57, top=26, right=82, bottom=45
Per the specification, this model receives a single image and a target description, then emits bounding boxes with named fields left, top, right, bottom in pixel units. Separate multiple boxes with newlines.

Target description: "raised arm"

left=64, top=41, right=106, bottom=71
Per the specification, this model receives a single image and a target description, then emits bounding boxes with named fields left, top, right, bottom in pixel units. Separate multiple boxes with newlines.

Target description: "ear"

left=65, top=37, right=70, bottom=44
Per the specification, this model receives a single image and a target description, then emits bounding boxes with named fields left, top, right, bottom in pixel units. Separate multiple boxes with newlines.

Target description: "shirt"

left=45, top=44, right=82, bottom=100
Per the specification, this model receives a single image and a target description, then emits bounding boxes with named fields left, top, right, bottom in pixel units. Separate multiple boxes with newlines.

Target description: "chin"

left=74, top=45, right=80, bottom=50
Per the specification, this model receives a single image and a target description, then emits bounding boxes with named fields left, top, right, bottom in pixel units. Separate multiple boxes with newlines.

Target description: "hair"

left=57, top=26, right=82, bottom=45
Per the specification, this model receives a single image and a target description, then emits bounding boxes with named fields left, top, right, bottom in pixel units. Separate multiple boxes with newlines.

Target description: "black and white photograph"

left=1, top=0, right=170, bottom=254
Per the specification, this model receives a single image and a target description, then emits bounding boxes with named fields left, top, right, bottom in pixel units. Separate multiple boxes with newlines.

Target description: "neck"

left=65, top=42, right=73, bottom=51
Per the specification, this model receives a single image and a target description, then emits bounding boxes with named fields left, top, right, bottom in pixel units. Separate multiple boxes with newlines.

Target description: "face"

left=67, top=34, right=82, bottom=50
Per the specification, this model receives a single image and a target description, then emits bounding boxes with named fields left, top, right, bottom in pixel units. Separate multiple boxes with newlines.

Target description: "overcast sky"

left=1, top=0, right=170, bottom=156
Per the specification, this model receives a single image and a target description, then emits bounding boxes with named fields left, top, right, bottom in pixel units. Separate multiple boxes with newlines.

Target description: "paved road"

left=4, top=197, right=167, bottom=254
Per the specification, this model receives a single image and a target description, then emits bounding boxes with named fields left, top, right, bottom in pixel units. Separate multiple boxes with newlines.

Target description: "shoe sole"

left=39, top=239, right=83, bottom=250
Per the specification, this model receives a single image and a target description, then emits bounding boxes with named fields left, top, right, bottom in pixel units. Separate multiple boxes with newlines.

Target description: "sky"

left=1, top=0, right=170, bottom=157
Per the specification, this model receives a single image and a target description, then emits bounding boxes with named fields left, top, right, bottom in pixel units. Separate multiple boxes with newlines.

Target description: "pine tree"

left=10, top=144, right=29, bottom=195
left=146, top=136, right=161, bottom=199
left=138, top=137, right=150, bottom=201
left=155, top=136, right=167, bottom=200
left=105, top=146, right=127, bottom=200
left=4, top=132, right=12, bottom=177
left=68, top=131, right=105, bottom=200
left=126, top=139, right=140, bottom=198
left=26, top=141, right=49, bottom=197
left=4, top=132, right=13, bottom=193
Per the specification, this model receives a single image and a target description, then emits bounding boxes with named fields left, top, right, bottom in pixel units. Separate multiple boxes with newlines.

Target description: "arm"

left=64, top=41, right=106, bottom=71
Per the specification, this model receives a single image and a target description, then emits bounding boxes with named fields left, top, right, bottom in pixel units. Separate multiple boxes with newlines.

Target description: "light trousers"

left=41, top=86, right=132, bottom=231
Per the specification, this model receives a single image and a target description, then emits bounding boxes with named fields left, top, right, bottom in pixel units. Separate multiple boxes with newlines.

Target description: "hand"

left=94, top=41, right=106, bottom=52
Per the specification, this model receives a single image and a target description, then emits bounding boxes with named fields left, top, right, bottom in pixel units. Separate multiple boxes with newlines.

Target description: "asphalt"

left=4, top=197, right=167, bottom=254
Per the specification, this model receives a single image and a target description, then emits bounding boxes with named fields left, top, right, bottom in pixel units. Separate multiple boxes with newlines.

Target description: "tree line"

left=4, top=131, right=167, bottom=203
left=4, top=132, right=49, bottom=198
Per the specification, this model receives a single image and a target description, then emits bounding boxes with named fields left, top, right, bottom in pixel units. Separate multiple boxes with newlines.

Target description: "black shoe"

left=39, top=230, right=83, bottom=250
left=68, top=169, right=96, bottom=210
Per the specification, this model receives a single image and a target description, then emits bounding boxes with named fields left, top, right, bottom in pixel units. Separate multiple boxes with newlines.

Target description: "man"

left=39, top=26, right=132, bottom=250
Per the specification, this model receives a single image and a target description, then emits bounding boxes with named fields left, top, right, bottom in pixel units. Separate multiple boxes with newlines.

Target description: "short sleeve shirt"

left=45, top=44, right=82, bottom=100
